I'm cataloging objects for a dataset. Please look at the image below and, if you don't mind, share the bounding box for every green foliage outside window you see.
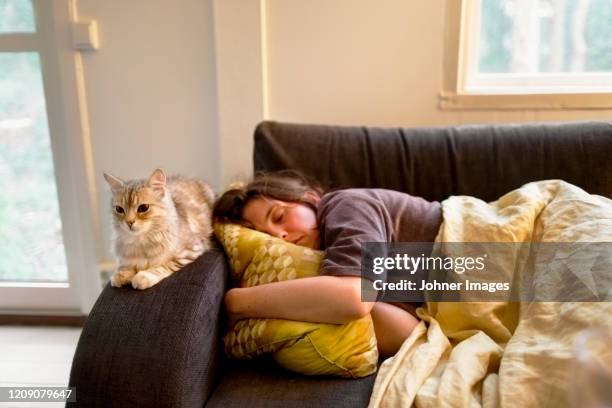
[479,0,612,73]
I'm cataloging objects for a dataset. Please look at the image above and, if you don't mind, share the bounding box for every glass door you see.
[0,0,97,312]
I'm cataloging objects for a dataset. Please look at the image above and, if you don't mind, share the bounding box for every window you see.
[0,0,99,313]
[441,0,612,109]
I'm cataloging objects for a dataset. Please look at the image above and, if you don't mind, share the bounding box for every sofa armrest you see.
[67,242,228,407]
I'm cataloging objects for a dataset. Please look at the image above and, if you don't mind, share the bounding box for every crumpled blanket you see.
[368,180,612,408]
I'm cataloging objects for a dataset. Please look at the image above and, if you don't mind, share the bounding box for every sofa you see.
[67,120,612,407]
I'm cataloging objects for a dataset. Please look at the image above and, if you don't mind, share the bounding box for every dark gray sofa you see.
[68,120,612,407]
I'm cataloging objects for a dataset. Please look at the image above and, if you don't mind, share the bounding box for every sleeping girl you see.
[213,170,443,357]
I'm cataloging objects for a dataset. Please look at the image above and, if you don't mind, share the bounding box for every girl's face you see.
[242,195,320,249]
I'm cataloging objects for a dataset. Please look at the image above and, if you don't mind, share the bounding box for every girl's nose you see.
[270,227,287,240]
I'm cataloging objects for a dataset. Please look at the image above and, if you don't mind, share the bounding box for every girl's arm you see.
[225,275,419,357]
[224,275,374,325]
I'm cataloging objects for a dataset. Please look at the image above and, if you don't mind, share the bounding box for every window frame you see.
[440,0,612,110]
[0,0,100,315]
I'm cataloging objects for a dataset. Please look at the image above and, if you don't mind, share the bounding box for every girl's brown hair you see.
[213,170,325,225]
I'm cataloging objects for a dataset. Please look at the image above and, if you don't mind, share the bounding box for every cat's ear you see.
[147,168,166,189]
[103,172,125,191]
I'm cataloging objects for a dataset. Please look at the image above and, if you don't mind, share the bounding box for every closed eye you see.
[272,208,284,223]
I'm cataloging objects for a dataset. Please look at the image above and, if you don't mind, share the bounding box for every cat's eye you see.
[115,206,124,214]
[137,204,149,213]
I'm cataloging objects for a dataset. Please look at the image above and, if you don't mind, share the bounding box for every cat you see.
[103,168,215,290]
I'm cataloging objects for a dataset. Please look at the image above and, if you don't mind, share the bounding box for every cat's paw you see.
[110,270,135,287]
[131,270,159,290]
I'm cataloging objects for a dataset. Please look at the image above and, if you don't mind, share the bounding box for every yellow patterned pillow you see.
[215,222,378,378]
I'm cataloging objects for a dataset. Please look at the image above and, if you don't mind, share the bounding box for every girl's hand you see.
[370,302,419,357]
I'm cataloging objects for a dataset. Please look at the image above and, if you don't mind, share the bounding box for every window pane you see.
[0,52,68,282]
[478,0,612,73]
[0,0,36,34]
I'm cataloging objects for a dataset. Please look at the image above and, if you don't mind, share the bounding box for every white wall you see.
[76,0,219,259]
[266,0,453,126]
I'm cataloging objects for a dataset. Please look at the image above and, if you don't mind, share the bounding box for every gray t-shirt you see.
[317,189,443,314]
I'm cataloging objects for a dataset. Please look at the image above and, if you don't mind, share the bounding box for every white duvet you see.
[368,180,612,408]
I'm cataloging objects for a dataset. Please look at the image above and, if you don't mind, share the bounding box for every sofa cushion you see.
[206,357,376,408]
[214,222,378,378]
[254,120,612,202]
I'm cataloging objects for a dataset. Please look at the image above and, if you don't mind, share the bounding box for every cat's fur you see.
[103,168,214,290]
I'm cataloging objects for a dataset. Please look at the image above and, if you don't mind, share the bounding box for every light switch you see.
[72,21,99,51]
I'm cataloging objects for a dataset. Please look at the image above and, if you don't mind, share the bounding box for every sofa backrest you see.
[254,120,612,201]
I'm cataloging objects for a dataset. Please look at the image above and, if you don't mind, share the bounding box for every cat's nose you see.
[127,220,135,228]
